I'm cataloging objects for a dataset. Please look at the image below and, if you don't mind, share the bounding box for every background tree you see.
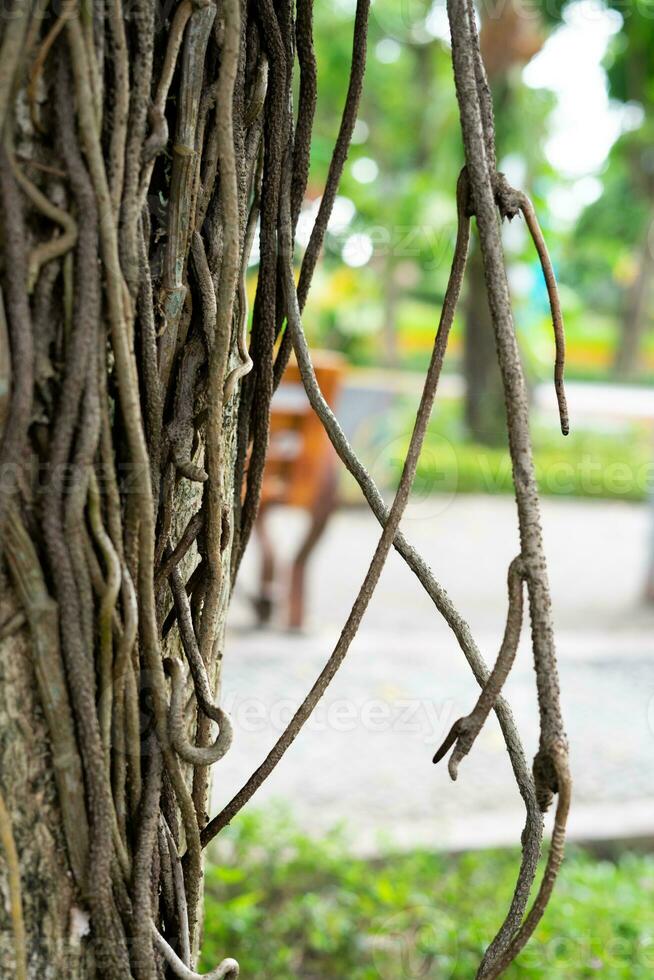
[304,0,558,444]
[573,8,654,378]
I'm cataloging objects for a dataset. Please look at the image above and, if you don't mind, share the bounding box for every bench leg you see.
[288,467,338,630]
[254,505,276,625]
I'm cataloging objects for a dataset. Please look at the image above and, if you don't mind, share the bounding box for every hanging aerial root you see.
[0,0,30,136]
[169,564,226,725]
[130,747,163,979]
[273,0,371,388]
[222,155,261,402]
[141,0,193,171]
[158,1,216,398]
[518,192,569,435]
[446,0,571,973]
[234,0,290,572]
[490,172,569,436]
[201,159,469,847]
[433,555,525,780]
[87,471,122,768]
[155,512,203,587]
[27,5,74,132]
[106,0,130,212]
[137,210,163,470]
[167,334,209,483]
[190,230,217,351]
[479,744,571,980]
[0,146,35,540]
[291,0,318,226]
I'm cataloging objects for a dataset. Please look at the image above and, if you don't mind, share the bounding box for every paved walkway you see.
[214,495,654,853]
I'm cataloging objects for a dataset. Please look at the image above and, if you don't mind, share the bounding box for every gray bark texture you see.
[0,584,88,978]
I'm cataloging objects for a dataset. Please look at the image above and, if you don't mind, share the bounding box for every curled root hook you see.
[151,922,239,979]
[165,657,233,766]
[222,150,261,402]
[492,173,569,436]
[518,193,569,436]
[433,556,525,780]
[171,448,208,483]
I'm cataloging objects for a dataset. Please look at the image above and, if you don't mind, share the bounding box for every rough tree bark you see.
[0,0,253,975]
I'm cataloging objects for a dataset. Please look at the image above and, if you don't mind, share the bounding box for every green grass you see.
[413,424,653,503]
[386,400,654,503]
[202,808,654,978]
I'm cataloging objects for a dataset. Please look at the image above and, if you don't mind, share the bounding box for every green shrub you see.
[202,807,654,978]
[385,399,654,503]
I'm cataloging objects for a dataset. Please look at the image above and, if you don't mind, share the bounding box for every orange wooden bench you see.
[254,351,345,629]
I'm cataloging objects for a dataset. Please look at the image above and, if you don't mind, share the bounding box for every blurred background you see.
[205,1,654,974]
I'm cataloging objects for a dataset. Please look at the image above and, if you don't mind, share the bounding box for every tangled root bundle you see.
[0,0,570,976]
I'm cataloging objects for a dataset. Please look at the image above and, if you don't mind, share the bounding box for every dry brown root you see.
[433,556,525,779]
[447,0,571,973]
[200,162,471,847]
[160,818,191,968]
[478,744,571,979]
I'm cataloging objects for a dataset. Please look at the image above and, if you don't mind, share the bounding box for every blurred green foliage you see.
[565,2,654,360]
[268,0,654,383]
[202,807,654,978]
[387,397,653,501]
[297,1,558,369]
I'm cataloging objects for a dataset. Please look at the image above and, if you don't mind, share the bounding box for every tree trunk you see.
[613,214,654,378]
[0,582,89,978]
[0,1,251,975]
[463,242,506,445]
